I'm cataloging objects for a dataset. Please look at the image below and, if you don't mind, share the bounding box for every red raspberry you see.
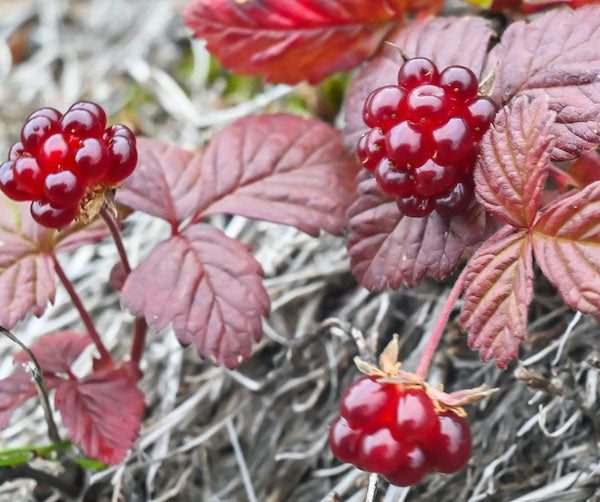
[359,57,498,217]
[330,377,472,486]
[421,412,471,474]
[340,376,397,431]
[1,102,137,228]
[329,416,362,466]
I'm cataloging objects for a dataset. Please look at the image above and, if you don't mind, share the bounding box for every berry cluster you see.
[329,376,471,486]
[0,102,137,228]
[357,57,497,218]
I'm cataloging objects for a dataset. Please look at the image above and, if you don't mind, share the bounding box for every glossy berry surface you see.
[329,377,472,487]
[0,101,137,228]
[358,57,498,218]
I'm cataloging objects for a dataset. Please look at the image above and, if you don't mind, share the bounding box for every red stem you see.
[100,208,131,274]
[52,255,112,366]
[415,269,467,379]
[414,224,516,379]
[99,207,148,364]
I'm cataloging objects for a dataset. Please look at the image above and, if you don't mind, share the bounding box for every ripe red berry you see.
[385,121,431,168]
[28,107,62,122]
[357,128,385,171]
[30,199,77,228]
[75,138,110,180]
[413,160,458,197]
[21,116,57,153]
[375,158,415,197]
[363,86,405,131]
[1,102,137,228]
[340,377,397,431]
[467,97,498,139]
[0,161,33,201]
[13,157,45,196]
[392,389,439,443]
[329,416,362,466]
[61,109,104,140]
[434,180,473,216]
[360,428,408,475]
[330,376,473,486]
[406,85,449,124]
[38,133,72,172]
[383,443,429,486]
[104,135,138,184]
[396,194,434,218]
[359,57,497,217]
[422,412,471,474]
[439,66,478,101]
[44,170,86,208]
[398,57,439,90]
[432,117,473,165]
[8,142,25,160]
[69,101,107,130]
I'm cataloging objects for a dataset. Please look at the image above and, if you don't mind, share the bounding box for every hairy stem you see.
[100,208,131,274]
[0,326,60,443]
[52,255,112,366]
[414,224,516,379]
[415,270,467,379]
[99,207,148,364]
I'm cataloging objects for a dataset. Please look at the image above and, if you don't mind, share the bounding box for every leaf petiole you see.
[52,256,112,367]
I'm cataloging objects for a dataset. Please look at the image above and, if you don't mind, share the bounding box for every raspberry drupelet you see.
[357,57,498,218]
[0,102,137,228]
[329,376,471,486]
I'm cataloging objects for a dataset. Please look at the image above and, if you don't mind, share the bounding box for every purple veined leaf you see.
[485,5,600,161]
[532,181,600,315]
[121,223,270,369]
[0,196,56,328]
[343,16,494,152]
[346,170,494,290]
[0,367,37,429]
[475,95,555,229]
[116,138,203,228]
[13,332,92,374]
[191,114,359,237]
[461,230,534,369]
[54,362,145,465]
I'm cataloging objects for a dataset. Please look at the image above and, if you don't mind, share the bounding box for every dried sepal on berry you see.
[353,336,498,417]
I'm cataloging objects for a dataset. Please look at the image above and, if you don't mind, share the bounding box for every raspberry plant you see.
[1,0,600,497]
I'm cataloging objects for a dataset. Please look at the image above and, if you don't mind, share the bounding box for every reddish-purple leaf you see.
[346,171,494,289]
[13,332,92,374]
[0,196,56,328]
[532,181,600,315]
[182,0,436,85]
[475,95,555,229]
[192,114,358,237]
[122,223,270,368]
[343,16,494,151]
[54,363,144,465]
[117,138,202,227]
[461,231,534,369]
[0,368,37,429]
[569,151,600,188]
[53,218,110,254]
[485,5,600,162]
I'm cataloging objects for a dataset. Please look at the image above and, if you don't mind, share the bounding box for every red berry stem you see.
[100,208,131,275]
[52,255,113,367]
[99,207,148,365]
[414,224,515,378]
[415,269,467,379]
